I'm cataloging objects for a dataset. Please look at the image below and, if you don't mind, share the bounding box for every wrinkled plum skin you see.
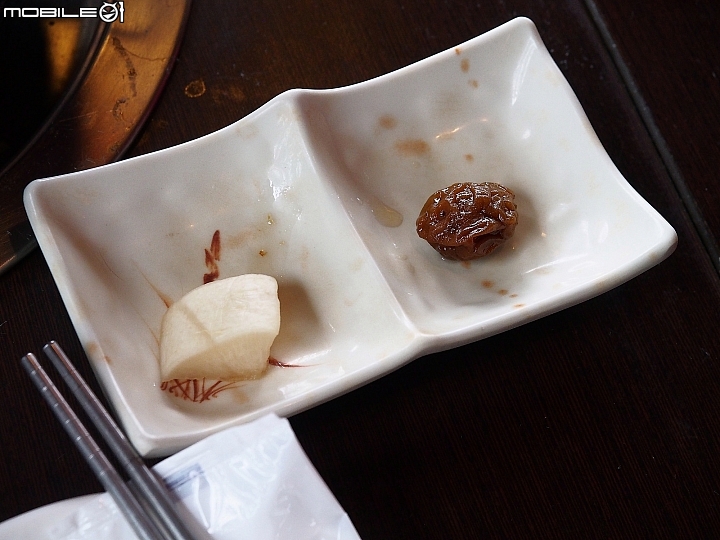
[416,182,518,260]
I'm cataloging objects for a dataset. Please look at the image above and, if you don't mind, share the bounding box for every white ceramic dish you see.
[25,17,677,457]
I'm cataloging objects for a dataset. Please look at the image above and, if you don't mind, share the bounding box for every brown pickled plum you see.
[416,182,518,260]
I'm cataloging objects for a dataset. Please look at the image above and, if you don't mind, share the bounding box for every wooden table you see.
[2,0,719,537]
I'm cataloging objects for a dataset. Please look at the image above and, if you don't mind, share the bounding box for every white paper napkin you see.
[0,414,360,540]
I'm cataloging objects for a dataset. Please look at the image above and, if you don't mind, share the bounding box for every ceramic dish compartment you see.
[24,17,676,456]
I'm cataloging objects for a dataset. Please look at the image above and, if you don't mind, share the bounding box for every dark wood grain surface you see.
[587,0,720,273]
[2,0,719,537]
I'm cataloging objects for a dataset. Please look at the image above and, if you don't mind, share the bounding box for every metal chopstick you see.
[20,353,166,540]
[41,342,197,540]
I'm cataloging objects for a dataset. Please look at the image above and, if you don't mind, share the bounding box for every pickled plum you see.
[416,182,518,260]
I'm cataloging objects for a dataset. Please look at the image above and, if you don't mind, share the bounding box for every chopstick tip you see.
[21,352,39,369]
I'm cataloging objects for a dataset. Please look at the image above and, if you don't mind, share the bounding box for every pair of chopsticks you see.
[21,342,198,540]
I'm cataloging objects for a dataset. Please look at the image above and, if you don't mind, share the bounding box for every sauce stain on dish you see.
[378,115,397,130]
[469,79,479,88]
[395,138,429,156]
[460,58,470,73]
[370,199,403,227]
[465,153,474,162]
[225,229,259,249]
[85,341,112,364]
[355,190,403,227]
[481,280,494,289]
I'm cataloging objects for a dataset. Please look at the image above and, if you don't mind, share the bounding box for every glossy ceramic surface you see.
[24,18,677,456]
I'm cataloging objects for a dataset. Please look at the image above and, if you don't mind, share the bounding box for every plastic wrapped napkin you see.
[0,414,360,540]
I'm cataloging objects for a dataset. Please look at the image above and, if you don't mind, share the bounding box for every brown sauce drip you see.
[395,138,429,156]
[378,115,397,129]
